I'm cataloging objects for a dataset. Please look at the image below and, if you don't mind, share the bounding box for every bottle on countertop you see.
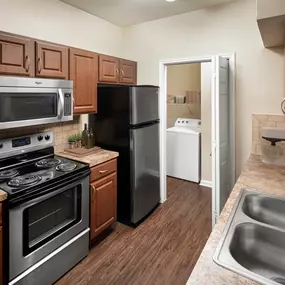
[82,124,88,147]
[90,128,95,147]
[85,128,91,149]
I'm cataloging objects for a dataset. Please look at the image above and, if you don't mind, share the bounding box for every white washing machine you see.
[167,118,201,183]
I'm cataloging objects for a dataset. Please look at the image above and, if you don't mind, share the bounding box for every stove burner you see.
[8,174,42,188]
[36,158,61,168]
[0,169,19,180]
[56,163,77,172]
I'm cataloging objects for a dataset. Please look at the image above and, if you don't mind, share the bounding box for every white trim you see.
[9,228,90,285]
[159,53,236,219]
[200,180,212,188]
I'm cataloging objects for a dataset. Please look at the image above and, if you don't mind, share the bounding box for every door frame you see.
[158,53,236,207]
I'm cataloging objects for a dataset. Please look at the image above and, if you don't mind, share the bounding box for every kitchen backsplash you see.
[0,116,81,153]
[252,113,285,155]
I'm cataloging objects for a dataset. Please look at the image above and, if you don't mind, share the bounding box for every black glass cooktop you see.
[0,148,89,197]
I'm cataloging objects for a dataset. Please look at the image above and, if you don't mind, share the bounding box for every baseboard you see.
[200,180,212,188]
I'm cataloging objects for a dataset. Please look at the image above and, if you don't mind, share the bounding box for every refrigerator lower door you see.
[130,86,159,125]
[130,123,160,224]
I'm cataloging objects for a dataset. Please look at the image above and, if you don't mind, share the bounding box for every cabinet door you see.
[119,59,137,84]
[36,41,68,79]
[90,172,117,240]
[70,48,98,114]
[98,55,119,83]
[0,33,35,77]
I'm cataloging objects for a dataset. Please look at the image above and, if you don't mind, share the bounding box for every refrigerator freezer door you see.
[130,122,160,223]
[130,86,159,125]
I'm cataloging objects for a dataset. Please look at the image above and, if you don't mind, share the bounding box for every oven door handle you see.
[18,178,83,209]
[58,89,64,120]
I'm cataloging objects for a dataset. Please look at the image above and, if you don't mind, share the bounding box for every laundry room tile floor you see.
[55,177,211,285]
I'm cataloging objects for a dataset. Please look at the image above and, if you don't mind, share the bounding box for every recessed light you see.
[165,0,176,2]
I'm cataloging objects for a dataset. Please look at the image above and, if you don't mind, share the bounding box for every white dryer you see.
[167,118,201,183]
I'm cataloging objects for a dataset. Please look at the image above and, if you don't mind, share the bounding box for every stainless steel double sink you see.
[214,189,285,285]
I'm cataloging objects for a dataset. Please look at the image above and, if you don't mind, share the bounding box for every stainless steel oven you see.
[0,76,73,130]
[9,174,89,284]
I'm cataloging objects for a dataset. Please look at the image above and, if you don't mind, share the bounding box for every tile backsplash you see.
[0,116,81,153]
[252,114,285,155]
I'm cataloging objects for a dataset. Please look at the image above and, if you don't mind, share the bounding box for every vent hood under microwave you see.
[0,76,73,130]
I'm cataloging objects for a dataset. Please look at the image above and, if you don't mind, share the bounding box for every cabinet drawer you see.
[90,159,117,182]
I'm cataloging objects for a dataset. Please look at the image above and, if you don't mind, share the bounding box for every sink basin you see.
[242,194,285,230]
[230,223,285,281]
[214,189,285,285]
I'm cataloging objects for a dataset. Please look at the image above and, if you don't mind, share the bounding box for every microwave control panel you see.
[64,93,72,116]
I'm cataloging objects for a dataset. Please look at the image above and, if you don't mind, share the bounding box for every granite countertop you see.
[0,190,7,202]
[57,149,119,168]
[187,154,285,285]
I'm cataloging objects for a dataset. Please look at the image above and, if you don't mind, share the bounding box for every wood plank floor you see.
[55,177,212,285]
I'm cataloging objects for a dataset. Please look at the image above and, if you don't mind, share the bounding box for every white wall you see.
[201,63,212,183]
[0,0,123,56]
[257,0,285,19]
[122,0,284,176]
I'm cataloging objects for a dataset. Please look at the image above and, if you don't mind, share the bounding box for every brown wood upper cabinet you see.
[99,55,137,84]
[0,33,35,77]
[99,55,119,83]
[119,59,137,84]
[69,48,98,114]
[36,41,68,79]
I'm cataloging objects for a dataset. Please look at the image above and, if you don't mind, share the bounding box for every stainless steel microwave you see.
[0,76,73,130]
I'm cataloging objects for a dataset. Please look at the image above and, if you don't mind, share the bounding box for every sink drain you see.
[271,277,285,285]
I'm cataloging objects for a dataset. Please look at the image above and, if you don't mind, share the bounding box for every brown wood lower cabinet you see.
[90,159,117,241]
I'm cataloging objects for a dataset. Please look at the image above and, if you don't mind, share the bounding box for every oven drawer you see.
[90,159,117,182]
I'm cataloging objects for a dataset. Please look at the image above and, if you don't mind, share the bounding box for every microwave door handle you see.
[58,89,64,120]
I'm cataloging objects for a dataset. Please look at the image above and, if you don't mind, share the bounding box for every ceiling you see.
[59,0,237,27]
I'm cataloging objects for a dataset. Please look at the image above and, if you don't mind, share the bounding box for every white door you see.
[211,56,231,226]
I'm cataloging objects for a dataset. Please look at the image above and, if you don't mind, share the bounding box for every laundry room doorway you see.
[159,54,236,227]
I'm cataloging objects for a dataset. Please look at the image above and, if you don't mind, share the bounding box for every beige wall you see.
[122,0,284,176]
[167,63,201,128]
[167,64,201,96]
[201,63,212,183]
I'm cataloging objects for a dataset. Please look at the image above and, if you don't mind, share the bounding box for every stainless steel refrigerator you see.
[89,85,160,225]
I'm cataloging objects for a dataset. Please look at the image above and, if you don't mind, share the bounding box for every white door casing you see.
[158,54,236,227]
[211,56,231,226]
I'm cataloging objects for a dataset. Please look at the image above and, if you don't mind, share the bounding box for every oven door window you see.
[23,186,82,256]
[0,93,57,122]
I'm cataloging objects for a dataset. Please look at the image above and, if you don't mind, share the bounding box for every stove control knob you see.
[38,136,43,141]
[0,143,3,149]
[45,135,50,141]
